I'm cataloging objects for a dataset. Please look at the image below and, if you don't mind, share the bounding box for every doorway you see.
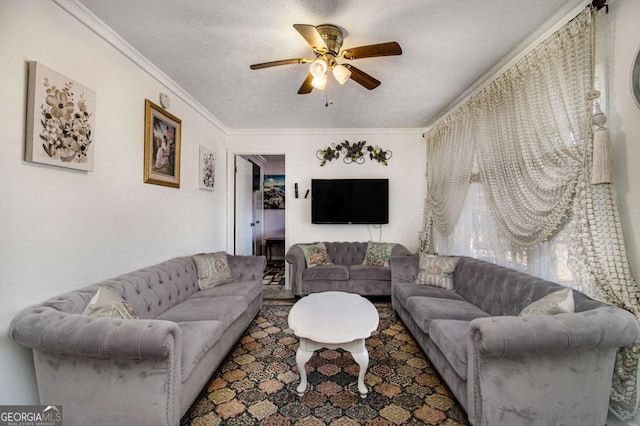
[233,154,286,262]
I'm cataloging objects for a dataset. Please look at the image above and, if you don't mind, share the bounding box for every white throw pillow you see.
[83,287,139,319]
[193,252,233,290]
[416,253,460,290]
[519,288,575,316]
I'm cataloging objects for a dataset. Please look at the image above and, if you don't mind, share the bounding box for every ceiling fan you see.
[250,24,402,94]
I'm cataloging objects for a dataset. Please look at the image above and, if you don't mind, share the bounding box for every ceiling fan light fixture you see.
[332,64,351,85]
[311,74,327,90]
[309,58,328,78]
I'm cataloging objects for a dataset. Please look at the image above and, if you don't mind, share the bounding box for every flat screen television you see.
[311,179,389,224]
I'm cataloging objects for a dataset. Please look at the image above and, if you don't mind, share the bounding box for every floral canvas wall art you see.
[199,145,215,190]
[25,62,96,171]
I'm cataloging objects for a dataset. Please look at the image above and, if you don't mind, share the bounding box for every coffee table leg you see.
[351,349,369,398]
[295,340,313,397]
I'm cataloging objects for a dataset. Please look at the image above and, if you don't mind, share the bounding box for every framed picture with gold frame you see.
[144,99,181,188]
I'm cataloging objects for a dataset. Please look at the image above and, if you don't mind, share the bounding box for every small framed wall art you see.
[198,145,215,190]
[144,99,181,188]
[25,61,96,171]
[264,175,285,209]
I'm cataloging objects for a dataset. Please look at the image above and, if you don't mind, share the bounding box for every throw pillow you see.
[83,287,139,319]
[519,288,575,316]
[298,243,332,268]
[193,252,234,290]
[416,253,460,290]
[363,242,395,267]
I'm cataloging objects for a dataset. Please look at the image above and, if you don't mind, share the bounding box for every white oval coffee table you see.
[288,291,379,398]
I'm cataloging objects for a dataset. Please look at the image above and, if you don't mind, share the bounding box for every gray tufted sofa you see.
[286,241,412,296]
[390,255,640,426]
[9,254,265,426]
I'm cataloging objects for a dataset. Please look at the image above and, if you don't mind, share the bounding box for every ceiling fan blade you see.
[346,65,381,90]
[297,73,314,94]
[341,42,402,60]
[250,58,309,70]
[293,24,327,51]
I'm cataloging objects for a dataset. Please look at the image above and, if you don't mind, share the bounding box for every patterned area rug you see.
[263,260,285,286]
[181,303,469,425]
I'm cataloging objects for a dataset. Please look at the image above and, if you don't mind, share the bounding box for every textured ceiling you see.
[77,0,585,130]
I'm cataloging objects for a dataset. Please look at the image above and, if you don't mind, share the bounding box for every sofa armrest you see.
[228,254,266,283]
[285,245,306,295]
[391,244,413,257]
[390,255,419,284]
[468,306,640,356]
[9,306,181,359]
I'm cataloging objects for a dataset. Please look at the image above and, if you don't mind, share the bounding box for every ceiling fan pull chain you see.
[325,77,334,107]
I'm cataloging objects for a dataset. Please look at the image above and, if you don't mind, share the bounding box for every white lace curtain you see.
[420,8,640,420]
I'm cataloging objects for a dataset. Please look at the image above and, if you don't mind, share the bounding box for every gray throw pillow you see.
[416,253,460,290]
[83,287,139,319]
[193,252,233,290]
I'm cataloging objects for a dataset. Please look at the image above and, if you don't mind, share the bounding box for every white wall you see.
[0,1,228,403]
[227,132,425,255]
[609,0,640,287]
[606,1,640,423]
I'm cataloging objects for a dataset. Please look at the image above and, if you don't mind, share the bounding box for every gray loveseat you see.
[390,255,640,426]
[9,254,265,426]
[286,241,411,296]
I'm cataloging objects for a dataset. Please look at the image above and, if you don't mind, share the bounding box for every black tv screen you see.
[311,179,389,224]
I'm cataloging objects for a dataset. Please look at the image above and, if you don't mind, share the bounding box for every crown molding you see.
[53,0,230,135]
[227,127,425,137]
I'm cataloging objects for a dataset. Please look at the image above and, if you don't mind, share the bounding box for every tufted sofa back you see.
[453,256,607,316]
[325,242,368,265]
[323,242,412,266]
[43,256,199,319]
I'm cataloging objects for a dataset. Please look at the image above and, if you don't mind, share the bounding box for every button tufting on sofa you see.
[390,254,640,426]
[8,253,266,426]
[286,241,412,296]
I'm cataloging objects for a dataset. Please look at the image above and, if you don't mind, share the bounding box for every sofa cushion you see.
[393,282,464,309]
[156,295,248,328]
[363,242,395,267]
[302,265,349,281]
[83,287,139,319]
[416,254,460,290]
[193,252,233,289]
[178,320,225,381]
[298,243,333,267]
[349,264,391,281]
[520,288,575,316]
[405,296,490,335]
[429,320,470,380]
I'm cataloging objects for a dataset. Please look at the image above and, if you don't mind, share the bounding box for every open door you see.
[234,156,254,255]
